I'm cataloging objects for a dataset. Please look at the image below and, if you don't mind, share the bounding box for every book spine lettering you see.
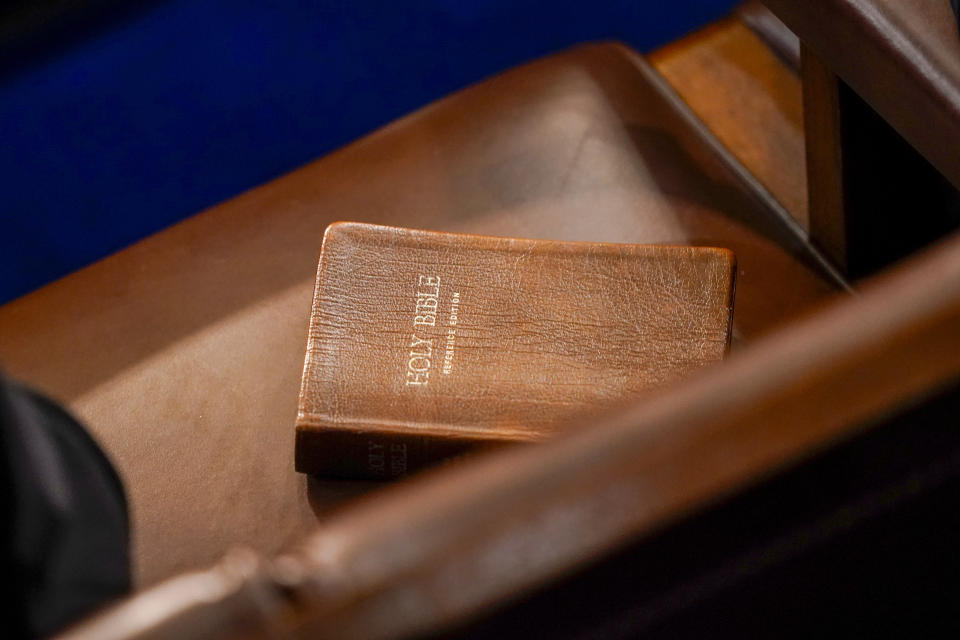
[294,427,498,480]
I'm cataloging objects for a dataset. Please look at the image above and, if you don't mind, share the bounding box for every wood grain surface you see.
[652,17,807,228]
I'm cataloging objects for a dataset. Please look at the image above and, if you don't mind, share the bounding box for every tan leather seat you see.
[0,42,839,588]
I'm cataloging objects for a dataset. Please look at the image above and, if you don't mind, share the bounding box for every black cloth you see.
[1,376,130,638]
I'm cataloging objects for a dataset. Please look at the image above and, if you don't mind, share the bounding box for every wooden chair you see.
[2,1,958,637]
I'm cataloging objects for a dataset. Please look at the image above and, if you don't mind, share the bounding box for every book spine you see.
[294,426,503,480]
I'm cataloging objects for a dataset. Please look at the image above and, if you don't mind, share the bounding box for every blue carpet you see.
[0,0,737,304]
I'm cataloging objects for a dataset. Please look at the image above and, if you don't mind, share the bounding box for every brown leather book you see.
[296,223,736,479]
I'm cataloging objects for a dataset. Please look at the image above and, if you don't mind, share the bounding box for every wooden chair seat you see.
[0,36,838,588]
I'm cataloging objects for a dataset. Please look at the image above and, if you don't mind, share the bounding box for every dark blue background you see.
[0,0,736,304]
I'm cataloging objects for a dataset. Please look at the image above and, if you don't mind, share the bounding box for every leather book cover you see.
[296,222,736,480]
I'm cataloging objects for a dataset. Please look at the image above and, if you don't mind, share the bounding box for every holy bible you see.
[296,223,736,480]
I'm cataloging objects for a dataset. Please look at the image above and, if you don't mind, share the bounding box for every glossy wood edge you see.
[735,0,800,70]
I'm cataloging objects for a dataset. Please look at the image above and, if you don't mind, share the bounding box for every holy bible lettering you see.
[405,333,433,386]
[406,275,441,386]
[414,275,440,326]
[296,222,736,480]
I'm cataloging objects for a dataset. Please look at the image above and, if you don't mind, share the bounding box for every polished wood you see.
[652,17,808,229]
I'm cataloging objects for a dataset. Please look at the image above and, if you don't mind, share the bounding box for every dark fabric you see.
[953,0,960,30]
[0,376,130,638]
